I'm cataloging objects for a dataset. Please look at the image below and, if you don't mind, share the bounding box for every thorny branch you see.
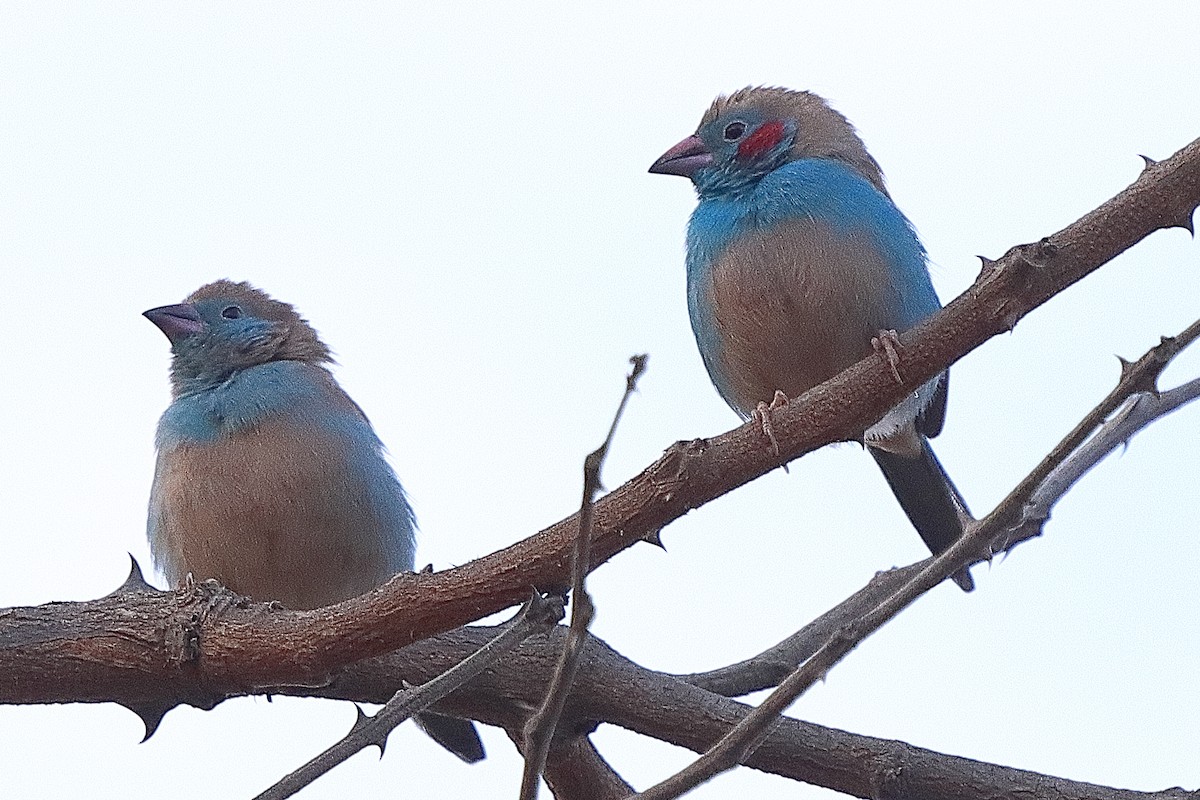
[317,625,1199,800]
[633,317,1200,800]
[519,355,648,800]
[996,373,1200,554]
[679,366,1200,703]
[257,591,563,800]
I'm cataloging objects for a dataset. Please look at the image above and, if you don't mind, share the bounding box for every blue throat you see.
[157,360,340,446]
[690,158,925,275]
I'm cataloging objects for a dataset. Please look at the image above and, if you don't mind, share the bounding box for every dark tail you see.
[870,439,975,592]
[415,712,486,763]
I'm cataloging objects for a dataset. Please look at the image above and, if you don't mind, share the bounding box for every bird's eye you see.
[723,121,747,141]
[221,305,242,319]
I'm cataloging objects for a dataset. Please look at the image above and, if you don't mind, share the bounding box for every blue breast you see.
[153,360,416,574]
[685,159,941,391]
[687,158,939,325]
[156,361,335,447]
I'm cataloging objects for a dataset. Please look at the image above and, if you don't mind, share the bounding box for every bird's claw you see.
[752,391,790,457]
[872,329,904,384]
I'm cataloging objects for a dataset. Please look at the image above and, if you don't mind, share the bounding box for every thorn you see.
[975,255,998,281]
[352,704,370,728]
[1171,212,1196,236]
[123,701,174,742]
[1116,354,1136,381]
[105,555,154,598]
[351,705,388,758]
[419,563,434,574]
[641,529,666,549]
[1139,154,1157,170]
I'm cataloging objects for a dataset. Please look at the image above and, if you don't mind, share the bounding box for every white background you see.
[1,3,1198,798]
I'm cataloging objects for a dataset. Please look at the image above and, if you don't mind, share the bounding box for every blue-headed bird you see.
[651,87,973,590]
[145,279,486,757]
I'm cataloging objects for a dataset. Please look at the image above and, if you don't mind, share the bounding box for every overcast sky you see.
[2,3,1198,798]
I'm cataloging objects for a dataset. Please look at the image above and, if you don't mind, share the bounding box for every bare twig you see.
[519,355,648,800]
[680,367,1200,701]
[256,591,563,800]
[677,563,920,696]
[997,373,1200,554]
[635,320,1200,799]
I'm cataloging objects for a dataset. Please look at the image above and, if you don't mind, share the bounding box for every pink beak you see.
[144,303,206,343]
[649,134,713,178]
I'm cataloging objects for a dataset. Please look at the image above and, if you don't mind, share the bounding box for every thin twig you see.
[997,373,1200,553]
[680,369,1200,700]
[677,563,919,696]
[635,320,1200,799]
[256,590,563,800]
[518,355,648,800]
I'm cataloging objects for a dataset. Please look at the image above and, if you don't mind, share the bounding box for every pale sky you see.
[2,3,1198,798]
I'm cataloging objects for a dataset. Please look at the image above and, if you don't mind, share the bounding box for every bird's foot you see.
[872,329,904,384]
[752,390,791,457]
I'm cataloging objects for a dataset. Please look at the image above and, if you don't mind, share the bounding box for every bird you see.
[144,279,486,759]
[650,86,974,590]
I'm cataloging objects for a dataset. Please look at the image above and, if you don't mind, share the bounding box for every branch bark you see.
[633,318,1200,799]
[309,629,1198,800]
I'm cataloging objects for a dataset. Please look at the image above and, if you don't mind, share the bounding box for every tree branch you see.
[680,338,1200,702]
[305,628,1199,800]
[257,591,563,800]
[633,317,1200,799]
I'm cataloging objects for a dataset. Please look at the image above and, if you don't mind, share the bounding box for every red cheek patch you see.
[736,120,786,160]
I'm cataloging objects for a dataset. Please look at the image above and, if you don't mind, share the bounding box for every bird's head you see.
[649,86,886,199]
[145,280,332,396]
